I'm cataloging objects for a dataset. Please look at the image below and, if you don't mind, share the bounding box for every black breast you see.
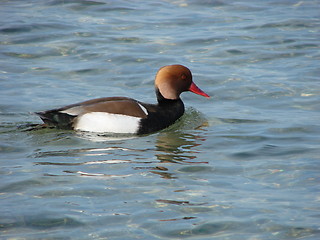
[137,99,185,135]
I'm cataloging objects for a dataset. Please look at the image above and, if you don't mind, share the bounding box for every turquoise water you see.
[1,0,320,239]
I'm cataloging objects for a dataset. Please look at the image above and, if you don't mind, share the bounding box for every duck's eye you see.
[181,74,187,80]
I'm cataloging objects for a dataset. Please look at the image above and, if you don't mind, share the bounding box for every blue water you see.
[1,0,320,239]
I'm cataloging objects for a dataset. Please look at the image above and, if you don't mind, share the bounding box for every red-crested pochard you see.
[36,64,210,134]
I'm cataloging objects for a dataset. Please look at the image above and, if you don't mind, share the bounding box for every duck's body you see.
[36,65,209,135]
[36,94,184,135]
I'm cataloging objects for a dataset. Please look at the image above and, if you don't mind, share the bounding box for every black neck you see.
[156,89,180,105]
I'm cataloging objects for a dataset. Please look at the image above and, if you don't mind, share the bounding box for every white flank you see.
[74,112,141,134]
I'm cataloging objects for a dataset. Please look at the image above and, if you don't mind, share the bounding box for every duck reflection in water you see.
[150,120,209,179]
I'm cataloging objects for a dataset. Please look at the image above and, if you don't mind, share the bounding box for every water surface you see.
[1,0,320,239]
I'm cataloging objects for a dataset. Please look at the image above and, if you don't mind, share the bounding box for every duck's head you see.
[155,64,210,100]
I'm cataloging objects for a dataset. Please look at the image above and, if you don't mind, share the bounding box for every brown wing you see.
[60,97,148,119]
[36,97,150,128]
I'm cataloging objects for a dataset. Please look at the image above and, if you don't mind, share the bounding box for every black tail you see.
[35,110,75,129]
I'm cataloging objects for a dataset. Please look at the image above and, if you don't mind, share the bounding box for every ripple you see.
[0,215,83,230]
[216,117,269,124]
[156,199,207,206]
[232,144,312,159]
[244,20,315,30]
[31,146,138,158]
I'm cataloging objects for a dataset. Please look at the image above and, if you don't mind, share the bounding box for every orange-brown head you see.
[155,64,210,100]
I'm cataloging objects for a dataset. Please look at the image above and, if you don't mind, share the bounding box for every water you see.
[1,0,320,239]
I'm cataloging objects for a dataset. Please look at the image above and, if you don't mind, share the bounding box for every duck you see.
[36,64,210,135]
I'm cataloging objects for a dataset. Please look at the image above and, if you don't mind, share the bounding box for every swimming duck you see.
[36,64,210,134]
